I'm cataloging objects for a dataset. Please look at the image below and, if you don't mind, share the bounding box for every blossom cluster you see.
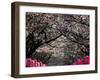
[26,58,47,67]
[73,56,90,65]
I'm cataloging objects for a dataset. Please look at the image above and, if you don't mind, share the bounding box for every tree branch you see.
[40,34,62,46]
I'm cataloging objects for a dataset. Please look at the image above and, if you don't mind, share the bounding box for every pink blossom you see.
[73,59,83,65]
[83,56,90,64]
[39,61,43,66]
[32,59,37,67]
[35,61,41,67]
[26,58,33,67]
[26,58,47,67]
[73,56,90,65]
[42,64,47,66]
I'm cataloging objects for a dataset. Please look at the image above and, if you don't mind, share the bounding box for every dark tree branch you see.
[40,34,62,46]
